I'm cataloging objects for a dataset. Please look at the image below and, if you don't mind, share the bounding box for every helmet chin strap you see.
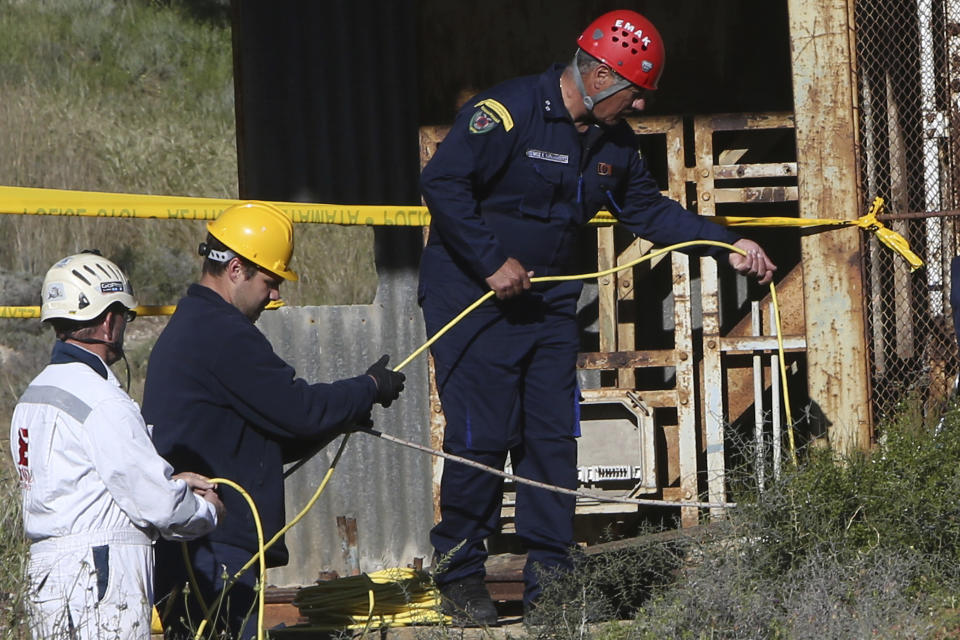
[571,50,634,114]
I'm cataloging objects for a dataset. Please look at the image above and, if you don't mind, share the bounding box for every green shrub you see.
[0,465,29,639]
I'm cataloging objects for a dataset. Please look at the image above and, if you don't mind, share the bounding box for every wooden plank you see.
[597,225,617,353]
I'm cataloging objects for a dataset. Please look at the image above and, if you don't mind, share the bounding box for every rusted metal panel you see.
[714,186,800,203]
[577,349,682,369]
[673,253,700,527]
[720,336,807,353]
[707,112,796,131]
[701,258,725,513]
[714,162,798,179]
[789,0,872,451]
[694,115,726,520]
[580,387,678,408]
[336,516,360,576]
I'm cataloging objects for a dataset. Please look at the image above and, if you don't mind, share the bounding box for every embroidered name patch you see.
[526,149,569,164]
[469,106,501,134]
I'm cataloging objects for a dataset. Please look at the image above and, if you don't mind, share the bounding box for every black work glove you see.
[366,354,405,407]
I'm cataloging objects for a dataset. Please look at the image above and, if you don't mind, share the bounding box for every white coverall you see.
[9,345,218,640]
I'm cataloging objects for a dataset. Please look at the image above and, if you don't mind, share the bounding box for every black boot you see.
[439,574,499,627]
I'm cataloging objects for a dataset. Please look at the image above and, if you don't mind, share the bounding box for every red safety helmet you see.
[577,10,665,91]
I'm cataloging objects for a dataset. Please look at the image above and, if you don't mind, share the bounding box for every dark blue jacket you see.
[419,64,740,298]
[142,284,377,566]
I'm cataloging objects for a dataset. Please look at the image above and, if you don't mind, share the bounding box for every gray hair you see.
[573,50,626,83]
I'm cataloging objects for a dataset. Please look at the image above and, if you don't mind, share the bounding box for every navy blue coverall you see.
[143,284,378,638]
[419,64,742,605]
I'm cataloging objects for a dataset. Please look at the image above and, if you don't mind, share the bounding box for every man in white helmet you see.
[9,251,224,640]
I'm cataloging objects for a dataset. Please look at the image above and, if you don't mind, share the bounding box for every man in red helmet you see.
[419,10,776,625]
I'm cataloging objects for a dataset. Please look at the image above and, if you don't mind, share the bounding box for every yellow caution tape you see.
[713,197,923,272]
[0,185,432,226]
[0,188,922,319]
[0,184,924,270]
[0,301,283,320]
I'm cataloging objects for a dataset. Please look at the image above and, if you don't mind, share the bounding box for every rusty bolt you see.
[433,404,443,414]
[701,192,712,201]
[621,280,631,289]
[707,340,717,349]
[701,169,710,178]
[678,351,688,361]
[600,278,610,286]
[684,491,693,500]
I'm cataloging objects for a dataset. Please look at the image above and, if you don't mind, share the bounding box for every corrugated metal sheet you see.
[259,229,432,587]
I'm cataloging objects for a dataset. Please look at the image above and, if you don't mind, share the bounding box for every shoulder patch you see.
[469,106,501,134]
[473,99,514,132]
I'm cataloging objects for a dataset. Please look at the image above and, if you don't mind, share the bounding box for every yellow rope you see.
[187,478,267,640]
[397,240,796,461]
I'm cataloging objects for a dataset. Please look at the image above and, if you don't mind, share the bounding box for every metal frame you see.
[419,110,806,532]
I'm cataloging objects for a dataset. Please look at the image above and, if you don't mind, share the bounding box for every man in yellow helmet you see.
[142,202,406,639]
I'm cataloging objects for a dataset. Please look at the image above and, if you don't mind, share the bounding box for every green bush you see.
[520,402,960,640]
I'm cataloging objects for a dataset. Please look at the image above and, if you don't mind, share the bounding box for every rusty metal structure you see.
[854,0,960,421]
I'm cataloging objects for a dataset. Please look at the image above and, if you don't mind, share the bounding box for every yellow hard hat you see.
[207,201,298,281]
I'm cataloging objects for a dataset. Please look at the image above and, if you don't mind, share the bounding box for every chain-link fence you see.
[856,0,960,420]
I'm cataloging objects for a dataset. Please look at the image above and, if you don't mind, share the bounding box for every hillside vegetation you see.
[0,0,376,426]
